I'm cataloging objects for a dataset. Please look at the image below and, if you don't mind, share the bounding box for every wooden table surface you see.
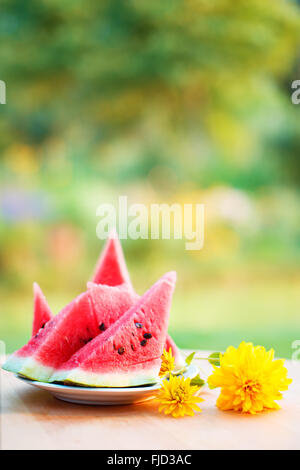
[1,351,300,450]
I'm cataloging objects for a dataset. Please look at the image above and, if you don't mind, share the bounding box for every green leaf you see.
[190,374,205,387]
[208,352,221,367]
[185,352,196,366]
[208,383,217,390]
[171,366,187,376]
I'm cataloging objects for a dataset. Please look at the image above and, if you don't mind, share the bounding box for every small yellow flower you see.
[157,374,204,418]
[208,342,292,415]
[159,348,175,377]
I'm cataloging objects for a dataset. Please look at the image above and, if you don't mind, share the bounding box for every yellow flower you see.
[159,348,175,377]
[208,342,292,414]
[157,374,204,418]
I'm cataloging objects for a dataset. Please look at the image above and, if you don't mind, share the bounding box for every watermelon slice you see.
[88,282,184,371]
[92,231,133,289]
[92,232,184,369]
[32,283,53,337]
[50,272,176,387]
[3,285,136,382]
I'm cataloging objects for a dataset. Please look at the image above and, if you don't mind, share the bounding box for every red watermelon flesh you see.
[88,281,184,369]
[91,234,183,369]
[3,285,136,382]
[92,231,133,289]
[87,282,139,332]
[50,272,176,386]
[32,283,53,337]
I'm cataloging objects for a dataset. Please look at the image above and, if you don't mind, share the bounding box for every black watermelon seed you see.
[118,347,125,355]
[140,339,147,347]
[135,322,143,328]
[99,322,106,331]
[41,323,46,329]
[131,344,135,351]
[82,337,93,344]
[143,333,152,339]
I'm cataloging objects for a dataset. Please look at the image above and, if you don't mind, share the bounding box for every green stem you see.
[195,356,219,362]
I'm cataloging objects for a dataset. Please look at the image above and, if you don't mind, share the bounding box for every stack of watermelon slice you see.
[3,233,184,387]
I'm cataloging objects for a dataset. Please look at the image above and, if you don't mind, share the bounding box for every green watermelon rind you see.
[52,358,162,387]
[2,354,27,375]
[3,356,55,382]
[3,355,161,388]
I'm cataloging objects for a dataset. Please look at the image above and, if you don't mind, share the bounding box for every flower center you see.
[174,385,187,403]
[242,379,261,395]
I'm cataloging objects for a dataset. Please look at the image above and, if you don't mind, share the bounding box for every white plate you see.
[15,364,199,406]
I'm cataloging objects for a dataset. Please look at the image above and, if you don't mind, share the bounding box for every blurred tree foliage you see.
[1,1,300,356]
[0,0,300,187]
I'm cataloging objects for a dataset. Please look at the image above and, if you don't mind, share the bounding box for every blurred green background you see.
[1,0,300,357]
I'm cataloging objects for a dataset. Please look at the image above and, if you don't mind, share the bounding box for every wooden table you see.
[1,352,300,450]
